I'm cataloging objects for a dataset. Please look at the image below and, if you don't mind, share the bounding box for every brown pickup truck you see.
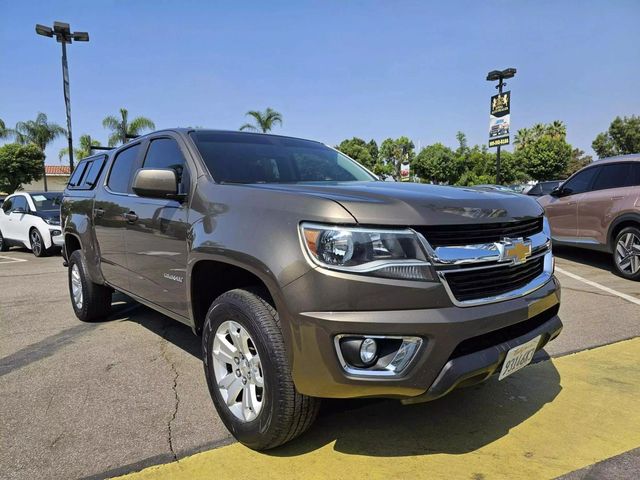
[61,129,562,450]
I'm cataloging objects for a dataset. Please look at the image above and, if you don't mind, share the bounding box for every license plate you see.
[498,335,541,381]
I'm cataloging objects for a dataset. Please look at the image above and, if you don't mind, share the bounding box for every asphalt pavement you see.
[1,246,639,479]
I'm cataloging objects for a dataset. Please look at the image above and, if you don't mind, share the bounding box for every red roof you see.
[45,165,71,175]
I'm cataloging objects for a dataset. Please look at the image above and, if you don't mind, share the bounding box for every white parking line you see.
[555,266,640,307]
[0,255,28,264]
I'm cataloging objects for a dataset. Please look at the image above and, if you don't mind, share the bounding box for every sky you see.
[1,0,639,164]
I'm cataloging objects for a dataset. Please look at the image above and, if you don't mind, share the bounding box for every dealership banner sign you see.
[489,91,510,147]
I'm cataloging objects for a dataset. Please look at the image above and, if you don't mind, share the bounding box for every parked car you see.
[526,180,563,197]
[62,129,562,450]
[0,191,64,256]
[470,184,515,193]
[538,155,640,279]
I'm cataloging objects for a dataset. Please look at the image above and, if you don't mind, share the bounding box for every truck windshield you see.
[190,132,377,184]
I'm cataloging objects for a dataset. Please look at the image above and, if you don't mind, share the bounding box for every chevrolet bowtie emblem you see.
[500,239,532,265]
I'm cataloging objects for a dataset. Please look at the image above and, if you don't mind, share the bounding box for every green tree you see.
[0,118,12,139]
[336,137,374,170]
[14,113,66,191]
[59,134,102,163]
[592,115,640,158]
[367,139,379,163]
[379,137,415,179]
[413,143,457,184]
[239,108,283,133]
[517,135,571,181]
[103,108,155,147]
[0,143,45,193]
[564,148,593,177]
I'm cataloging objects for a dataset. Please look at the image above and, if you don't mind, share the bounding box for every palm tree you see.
[514,127,533,150]
[59,134,102,162]
[547,120,566,139]
[239,108,283,133]
[15,113,66,191]
[102,108,155,147]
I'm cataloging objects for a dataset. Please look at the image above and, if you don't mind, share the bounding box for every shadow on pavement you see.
[269,361,561,458]
[553,245,614,274]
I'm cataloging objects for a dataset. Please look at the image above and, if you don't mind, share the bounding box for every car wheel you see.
[0,229,9,252]
[202,288,320,450]
[613,226,640,280]
[30,228,48,257]
[68,250,112,321]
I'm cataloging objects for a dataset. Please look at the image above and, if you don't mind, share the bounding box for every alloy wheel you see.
[30,230,42,256]
[71,264,84,309]
[211,320,264,422]
[615,232,640,275]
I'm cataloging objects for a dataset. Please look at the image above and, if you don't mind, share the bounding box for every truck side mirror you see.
[132,168,182,200]
[550,187,563,197]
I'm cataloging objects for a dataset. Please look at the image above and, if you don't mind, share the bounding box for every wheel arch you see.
[189,258,280,335]
[608,213,640,251]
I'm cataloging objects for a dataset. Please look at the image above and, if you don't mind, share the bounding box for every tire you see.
[613,226,640,280]
[68,250,112,321]
[0,229,9,252]
[30,228,48,257]
[202,288,320,450]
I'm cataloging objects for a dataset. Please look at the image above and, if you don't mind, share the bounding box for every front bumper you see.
[286,276,561,400]
[49,228,64,247]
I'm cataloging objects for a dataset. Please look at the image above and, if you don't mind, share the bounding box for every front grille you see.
[414,217,543,247]
[443,255,545,302]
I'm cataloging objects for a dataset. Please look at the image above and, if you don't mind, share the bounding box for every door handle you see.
[124,211,139,223]
[566,201,576,206]
[93,208,104,218]
[611,196,625,200]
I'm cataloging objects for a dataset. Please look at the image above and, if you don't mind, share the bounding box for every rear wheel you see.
[613,226,640,280]
[0,230,9,252]
[68,250,112,321]
[202,288,320,450]
[30,228,47,257]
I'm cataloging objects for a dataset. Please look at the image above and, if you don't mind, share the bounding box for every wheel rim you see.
[616,232,640,275]
[211,320,264,422]
[71,264,83,309]
[31,230,41,255]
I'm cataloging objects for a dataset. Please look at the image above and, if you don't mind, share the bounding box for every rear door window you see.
[108,144,142,193]
[82,156,107,188]
[591,163,633,191]
[68,160,90,188]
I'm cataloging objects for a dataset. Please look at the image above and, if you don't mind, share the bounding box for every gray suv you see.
[61,129,562,450]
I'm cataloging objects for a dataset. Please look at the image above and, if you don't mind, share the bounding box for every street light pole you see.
[486,68,516,185]
[35,22,89,173]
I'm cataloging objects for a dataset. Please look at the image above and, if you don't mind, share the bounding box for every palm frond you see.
[239,123,257,132]
[129,117,155,135]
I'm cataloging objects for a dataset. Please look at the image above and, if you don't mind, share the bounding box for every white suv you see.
[0,191,64,257]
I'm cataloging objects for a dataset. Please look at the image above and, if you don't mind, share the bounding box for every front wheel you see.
[202,288,320,450]
[613,226,640,280]
[30,228,47,257]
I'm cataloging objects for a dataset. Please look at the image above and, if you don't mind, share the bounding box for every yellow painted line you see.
[115,338,640,480]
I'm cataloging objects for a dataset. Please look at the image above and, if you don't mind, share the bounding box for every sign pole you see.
[496,78,503,185]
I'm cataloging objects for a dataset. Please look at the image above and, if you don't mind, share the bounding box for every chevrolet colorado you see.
[61,129,562,450]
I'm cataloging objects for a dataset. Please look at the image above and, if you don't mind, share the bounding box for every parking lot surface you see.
[1,247,639,479]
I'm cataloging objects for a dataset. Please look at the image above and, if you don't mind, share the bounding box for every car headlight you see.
[44,217,61,226]
[300,223,434,281]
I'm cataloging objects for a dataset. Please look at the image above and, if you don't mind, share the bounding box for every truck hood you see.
[245,181,544,225]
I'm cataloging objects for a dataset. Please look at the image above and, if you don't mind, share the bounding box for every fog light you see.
[359,338,378,364]
[51,230,62,236]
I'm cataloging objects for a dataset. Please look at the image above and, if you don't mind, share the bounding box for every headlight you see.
[300,223,434,281]
[44,217,60,226]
